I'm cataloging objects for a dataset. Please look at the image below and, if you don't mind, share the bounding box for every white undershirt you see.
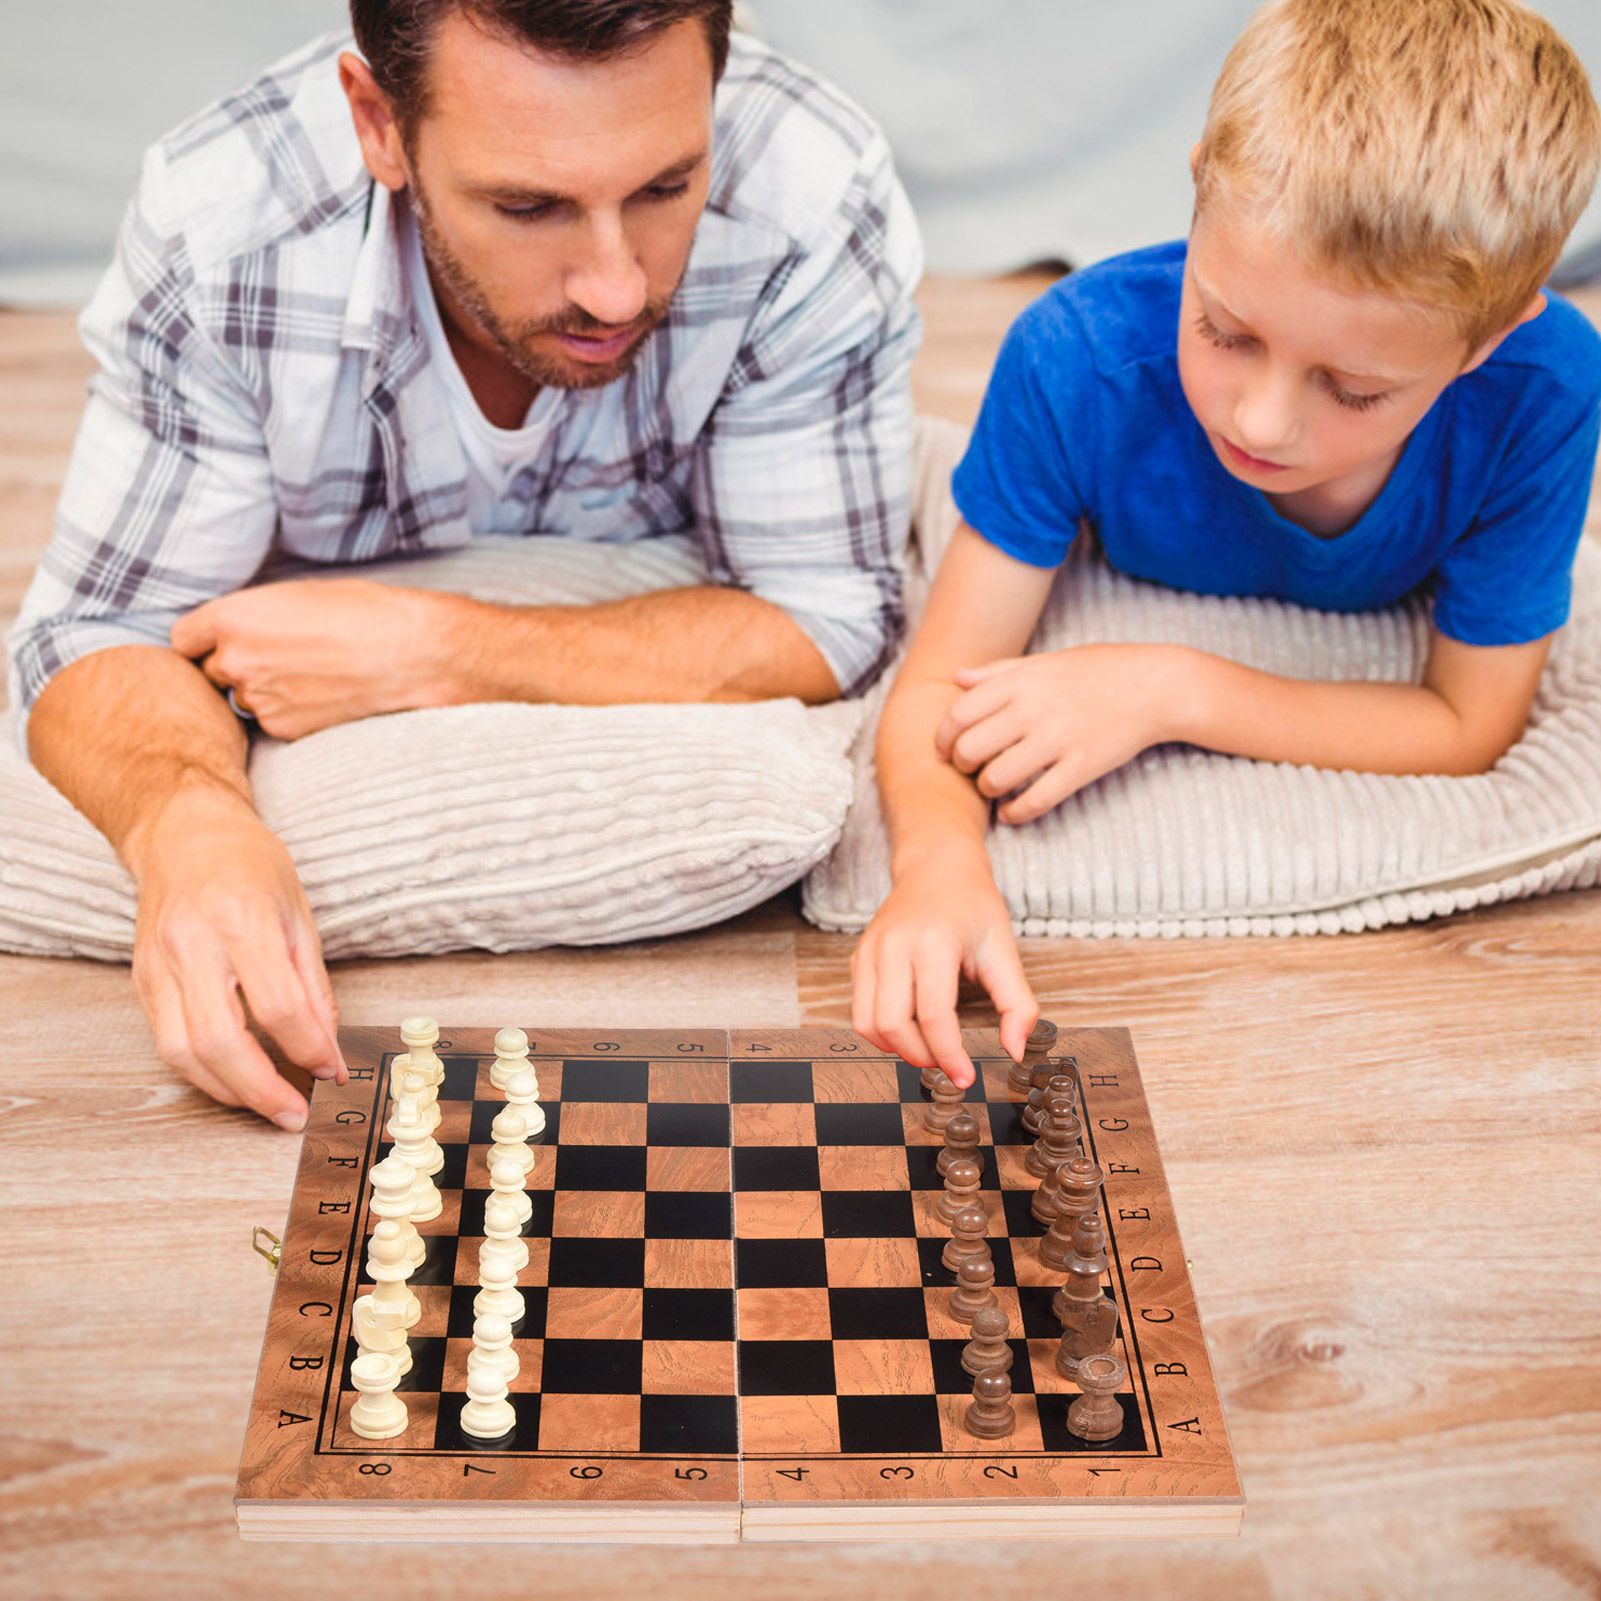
[401,202,560,533]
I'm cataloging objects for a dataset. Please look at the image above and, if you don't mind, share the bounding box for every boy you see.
[852,0,1601,1084]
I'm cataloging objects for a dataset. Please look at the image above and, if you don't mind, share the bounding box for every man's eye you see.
[495,202,557,223]
[642,181,690,203]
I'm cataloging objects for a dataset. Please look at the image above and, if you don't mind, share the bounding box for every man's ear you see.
[1461,292,1546,375]
[339,51,409,193]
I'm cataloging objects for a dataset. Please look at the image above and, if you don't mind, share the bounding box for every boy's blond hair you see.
[1194,0,1601,350]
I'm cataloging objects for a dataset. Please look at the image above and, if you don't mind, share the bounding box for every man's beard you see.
[410,188,675,392]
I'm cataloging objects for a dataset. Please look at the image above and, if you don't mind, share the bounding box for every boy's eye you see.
[1194,311,1250,352]
[1325,377,1391,413]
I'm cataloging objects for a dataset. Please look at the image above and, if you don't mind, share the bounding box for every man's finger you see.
[177,956,309,1130]
[231,925,344,1083]
[289,921,347,1084]
[975,933,1038,1065]
[911,949,974,1088]
[142,967,242,1108]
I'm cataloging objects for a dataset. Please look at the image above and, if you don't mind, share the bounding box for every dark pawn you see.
[920,1064,942,1093]
[1008,1018,1059,1095]
[950,1252,998,1322]
[961,1306,1014,1378]
[936,1156,983,1225]
[1066,1352,1126,1443]
[941,1204,991,1274]
[964,1368,1016,1439]
[923,1072,965,1134]
[1051,1209,1113,1326]
[1025,1090,1081,1179]
[937,1110,982,1179]
[1022,1070,1076,1137]
[1039,1158,1105,1263]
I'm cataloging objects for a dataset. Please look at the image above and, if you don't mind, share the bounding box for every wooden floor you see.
[2,275,1600,1599]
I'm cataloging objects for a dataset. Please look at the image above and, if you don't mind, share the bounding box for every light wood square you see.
[648,1061,728,1102]
[899,1105,946,1146]
[731,1102,817,1145]
[643,1238,735,1288]
[646,1146,729,1193]
[557,1101,648,1146]
[810,1060,902,1103]
[641,1339,738,1395]
[450,1236,549,1288]
[936,1392,1045,1454]
[443,1335,544,1394]
[545,1285,643,1340]
[474,1063,563,1102]
[738,1394,840,1454]
[734,1190,824,1238]
[824,1236,924,1287]
[552,1189,646,1237]
[537,1393,640,1452]
[737,1287,830,1340]
[466,1143,552,1190]
[411,1191,463,1237]
[909,1189,1003,1237]
[995,1145,1039,1190]
[403,1283,453,1339]
[333,1388,440,1449]
[923,1285,1022,1342]
[430,1101,473,1144]
[979,1061,1023,1102]
[832,1339,935,1395]
[816,1144,910,1190]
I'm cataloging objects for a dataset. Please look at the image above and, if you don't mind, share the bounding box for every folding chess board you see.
[236,1025,1242,1541]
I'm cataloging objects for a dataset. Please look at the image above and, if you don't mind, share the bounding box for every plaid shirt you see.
[7,31,922,739]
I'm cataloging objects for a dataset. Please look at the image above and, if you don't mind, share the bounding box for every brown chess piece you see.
[937,1110,982,1179]
[1034,1151,1102,1228]
[964,1368,1017,1439]
[920,1064,942,1093]
[949,1251,998,1322]
[1066,1352,1126,1443]
[936,1156,983,1225]
[961,1307,1014,1378]
[1026,1090,1082,1179]
[1052,1210,1120,1379]
[1022,1070,1076,1137]
[923,1072,965,1134]
[941,1205,991,1274]
[1039,1158,1105,1265]
[1008,1018,1059,1096]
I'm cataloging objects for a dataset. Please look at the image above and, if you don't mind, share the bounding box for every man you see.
[6,0,921,1129]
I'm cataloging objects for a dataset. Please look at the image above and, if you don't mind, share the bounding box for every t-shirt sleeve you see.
[1431,319,1601,647]
[950,299,1090,568]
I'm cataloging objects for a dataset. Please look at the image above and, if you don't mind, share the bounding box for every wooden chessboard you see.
[235,1024,1242,1541]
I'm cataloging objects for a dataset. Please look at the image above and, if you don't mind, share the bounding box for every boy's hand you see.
[851,842,1037,1088]
[936,644,1187,824]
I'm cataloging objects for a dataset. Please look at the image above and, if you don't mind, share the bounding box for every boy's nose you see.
[1232,377,1298,459]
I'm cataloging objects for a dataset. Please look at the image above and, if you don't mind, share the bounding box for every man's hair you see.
[1193,0,1601,349]
[350,0,734,134]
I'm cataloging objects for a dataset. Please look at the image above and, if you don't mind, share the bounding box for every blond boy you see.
[853,0,1601,1082]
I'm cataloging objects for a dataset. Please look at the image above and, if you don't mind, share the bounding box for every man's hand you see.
[935,643,1188,824]
[125,784,345,1126]
[851,840,1037,1088]
[171,579,453,740]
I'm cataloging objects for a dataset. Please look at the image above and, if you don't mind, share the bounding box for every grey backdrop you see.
[2,0,1598,306]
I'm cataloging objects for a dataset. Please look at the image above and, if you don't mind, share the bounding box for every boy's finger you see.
[912,951,974,1087]
[851,940,883,1050]
[873,954,938,1069]
[974,934,1038,1064]
[998,760,1082,825]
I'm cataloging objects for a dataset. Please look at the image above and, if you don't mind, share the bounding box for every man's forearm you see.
[431,585,841,707]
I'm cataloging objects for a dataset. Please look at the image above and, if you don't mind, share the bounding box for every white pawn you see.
[395,1063,442,1140]
[483,1187,531,1273]
[459,1361,516,1441]
[365,1219,422,1330]
[474,1239,525,1323]
[504,1064,546,1140]
[488,1156,533,1230]
[389,1097,444,1221]
[469,1313,520,1389]
[349,1351,408,1440]
[353,1294,413,1379]
[489,1107,535,1179]
[400,1016,444,1087]
[490,1027,530,1092]
[369,1152,427,1270]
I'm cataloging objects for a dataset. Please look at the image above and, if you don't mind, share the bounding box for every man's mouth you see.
[553,325,642,364]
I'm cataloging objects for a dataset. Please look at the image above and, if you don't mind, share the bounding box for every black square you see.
[1001,1189,1045,1239]
[445,1282,547,1339]
[827,1287,930,1340]
[639,1395,739,1455]
[928,1338,1033,1395]
[913,1237,1017,1287]
[402,1232,465,1287]
[385,1138,469,1193]
[556,1145,648,1191]
[1017,1282,1068,1339]
[1036,1387,1148,1454]
[813,1103,908,1146]
[645,1103,731,1147]
[836,1395,944,1454]
[821,1190,917,1238]
[987,1100,1032,1146]
[547,1237,645,1288]
[893,1061,989,1104]
[438,1057,479,1098]
[642,1288,736,1340]
[729,1061,816,1102]
[733,1146,821,1191]
[340,1333,447,1394]
[458,1187,551,1240]
[432,1390,539,1451]
[561,1059,650,1102]
[737,1340,836,1396]
[540,1338,644,1394]
[644,1191,733,1240]
[735,1238,828,1289]
[470,1099,559,1144]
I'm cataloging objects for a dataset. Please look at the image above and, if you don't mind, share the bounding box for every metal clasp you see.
[252,1226,283,1274]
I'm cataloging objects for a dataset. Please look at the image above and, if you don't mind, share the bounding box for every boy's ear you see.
[1461,292,1547,374]
[1189,141,1202,182]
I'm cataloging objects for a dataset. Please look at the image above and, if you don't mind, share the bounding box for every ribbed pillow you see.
[802,418,1601,937]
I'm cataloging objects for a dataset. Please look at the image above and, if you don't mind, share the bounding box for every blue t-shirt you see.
[952,240,1601,645]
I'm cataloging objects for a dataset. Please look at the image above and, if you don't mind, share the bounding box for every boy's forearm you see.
[876,676,991,874]
[1175,648,1515,775]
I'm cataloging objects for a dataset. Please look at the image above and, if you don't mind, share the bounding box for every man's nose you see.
[565,212,648,328]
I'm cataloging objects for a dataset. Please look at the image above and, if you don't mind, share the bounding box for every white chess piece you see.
[349,1351,408,1440]
[369,1152,427,1270]
[389,1096,444,1221]
[490,1027,530,1093]
[473,1239,525,1323]
[489,1107,535,1179]
[400,1016,444,1088]
[353,1294,413,1379]
[482,1187,531,1274]
[395,1063,442,1141]
[364,1219,422,1330]
[504,1064,546,1140]
[469,1313,520,1389]
[488,1155,533,1230]
[459,1361,516,1441]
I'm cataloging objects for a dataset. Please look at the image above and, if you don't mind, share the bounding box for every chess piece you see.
[504,1063,546,1140]
[1066,1352,1127,1443]
[352,1295,413,1379]
[348,1351,408,1440]
[400,1016,444,1088]
[489,1106,535,1179]
[941,1205,991,1274]
[1008,1018,1059,1095]
[468,1313,520,1389]
[919,1064,942,1093]
[482,1187,532,1273]
[923,1073,965,1134]
[459,1362,517,1441]
[488,1156,533,1230]
[389,1096,443,1221]
[1023,1069,1075,1137]
[961,1307,1014,1378]
[937,1111,981,1179]
[950,1251,998,1322]
[1040,1158,1105,1269]
[389,1056,442,1140]
[1052,1211,1121,1378]
[963,1368,1016,1439]
[474,1239,525,1324]
[364,1219,422,1331]
[936,1156,983,1226]
[490,1027,530,1093]
[369,1151,427,1270]
[1026,1090,1082,1179]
